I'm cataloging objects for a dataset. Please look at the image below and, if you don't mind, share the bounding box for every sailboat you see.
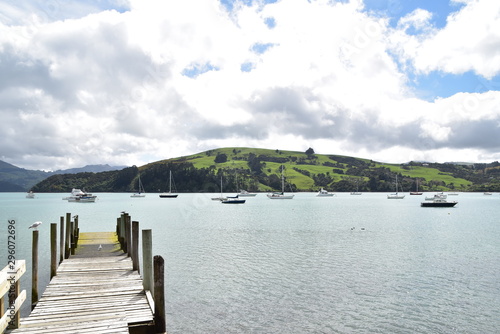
[410,179,423,195]
[159,170,178,198]
[131,173,146,197]
[267,165,294,199]
[212,176,227,201]
[387,175,405,199]
[350,178,362,195]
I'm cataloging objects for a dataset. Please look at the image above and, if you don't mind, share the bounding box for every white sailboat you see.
[267,165,294,199]
[212,176,227,201]
[159,170,178,198]
[350,178,362,195]
[387,175,405,199]
[131,173,146,197]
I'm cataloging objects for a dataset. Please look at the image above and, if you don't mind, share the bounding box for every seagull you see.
[98,244,102,251]
[28,221,43,230]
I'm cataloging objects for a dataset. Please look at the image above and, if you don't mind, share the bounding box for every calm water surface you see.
[1,192,499,333]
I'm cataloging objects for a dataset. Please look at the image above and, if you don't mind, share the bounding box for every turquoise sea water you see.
[1,192,499,333]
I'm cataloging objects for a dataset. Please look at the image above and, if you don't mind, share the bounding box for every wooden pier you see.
[2,213,165,334]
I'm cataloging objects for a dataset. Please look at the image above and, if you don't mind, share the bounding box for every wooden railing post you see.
[31,230,39,310]
[2,260,27,331]
[132,221,140,273]
[50,223,57,279]
[154,255,166,334]
[59,216,64,264]
[142,229,153,293]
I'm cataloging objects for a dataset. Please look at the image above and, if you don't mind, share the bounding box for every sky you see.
[1,0,499,171]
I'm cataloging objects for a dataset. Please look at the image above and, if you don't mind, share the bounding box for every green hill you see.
[32,147,500,193]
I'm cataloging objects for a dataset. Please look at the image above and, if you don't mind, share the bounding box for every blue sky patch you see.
[240,62,254,72]
[408,71,500,101]
[251,43,275,54]
[362,0,466,29]
[182,63,220,78]
[264,17,276,29]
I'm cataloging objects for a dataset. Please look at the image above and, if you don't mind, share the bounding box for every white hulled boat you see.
[159,170,178,198]
[267,165,294,199]
[65,188,97,203]
[131,173,146,197]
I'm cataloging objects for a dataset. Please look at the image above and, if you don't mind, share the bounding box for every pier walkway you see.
[4,213,163,334]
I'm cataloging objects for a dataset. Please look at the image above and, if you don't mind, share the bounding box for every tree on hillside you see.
[214,153,228,163]
[305,147,315,155]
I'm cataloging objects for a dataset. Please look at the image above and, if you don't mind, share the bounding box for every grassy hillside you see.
[33,147,500,193]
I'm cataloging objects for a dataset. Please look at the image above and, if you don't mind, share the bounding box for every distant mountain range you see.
[0,160,127,192]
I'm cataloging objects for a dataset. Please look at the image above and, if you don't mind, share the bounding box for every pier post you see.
[70,220,75,255]
[125,215,131,257]
[116,217,121,245]
[119,213,126,251]
[32,230,39,310]
[59,216,64,264]
[50,223,57,279]
[65,213,71,259]
[142,229,153,293]
[74,215,79,246]
[132,221,140,273]
[154,255,166,334]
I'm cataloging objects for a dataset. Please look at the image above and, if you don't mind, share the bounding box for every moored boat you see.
[131,173,146,197]
[267,165,294,199]
[159,170,178,198]
[425,192,447,200]
[316,188,334,197]
[421,198,458,207]
[221,196,246,204]
[237,189,257,197]
[387,175,405,199]
[65,188,97,203]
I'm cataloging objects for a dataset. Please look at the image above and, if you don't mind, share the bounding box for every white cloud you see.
[0,0,499,170]
[393,0,500,78]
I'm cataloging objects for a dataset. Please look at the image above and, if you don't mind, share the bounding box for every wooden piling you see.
[132,221,139,273]
[125,215,131,257]
[59,216,64,264]
[50,223,57,279]
[65,213,71,259]
[31,230,39,310]
[142,229,153,293]
[154,255,166,334]
[70,220,75,255]
[74,215,79,245]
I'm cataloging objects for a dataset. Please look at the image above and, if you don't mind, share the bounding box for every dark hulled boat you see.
[421,198,457,207]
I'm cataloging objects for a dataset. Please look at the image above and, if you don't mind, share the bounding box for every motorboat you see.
[237,189,257,197]
[425,193,447,200]
[221,196,246,204]
[65,188,97,203]
[421,198,458,207]
[26,191,35,198]
[316,188,334,197]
